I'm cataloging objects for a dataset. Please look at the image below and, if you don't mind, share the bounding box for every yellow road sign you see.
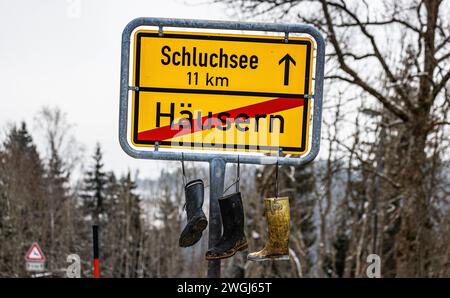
[131,30,314,154]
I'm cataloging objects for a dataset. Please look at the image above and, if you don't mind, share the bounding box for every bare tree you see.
[218,0,450,277]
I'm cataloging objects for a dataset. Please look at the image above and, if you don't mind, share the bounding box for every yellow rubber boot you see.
[247,197,290,261]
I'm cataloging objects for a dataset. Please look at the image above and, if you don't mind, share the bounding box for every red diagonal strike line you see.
[137,97,304,141]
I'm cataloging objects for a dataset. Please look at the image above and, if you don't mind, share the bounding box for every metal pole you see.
[92,225,100,278]
[208,158,226,278]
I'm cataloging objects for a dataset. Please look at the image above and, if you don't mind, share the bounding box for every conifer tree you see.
[116,172,142,277]
[45,136,72,265]
[0,122,46,276]
[81,143,108,225]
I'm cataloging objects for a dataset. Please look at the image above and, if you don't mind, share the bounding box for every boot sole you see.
[179,216,208,247]
[205,242,248,260]
[247,254,290,262]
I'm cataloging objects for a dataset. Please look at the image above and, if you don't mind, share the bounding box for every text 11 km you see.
[187,72,229,87]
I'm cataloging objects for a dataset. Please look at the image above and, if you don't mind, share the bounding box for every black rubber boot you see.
[179,179,208,247]
[205,192,248,260]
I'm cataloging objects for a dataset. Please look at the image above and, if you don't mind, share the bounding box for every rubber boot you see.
[179,179,208,247]
[205,192,248,260]
[248,197,290,261]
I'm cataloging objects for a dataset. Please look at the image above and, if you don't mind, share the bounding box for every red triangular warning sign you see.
[25,242,46,261]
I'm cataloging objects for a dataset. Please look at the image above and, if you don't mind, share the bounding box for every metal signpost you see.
[119,18,325,278]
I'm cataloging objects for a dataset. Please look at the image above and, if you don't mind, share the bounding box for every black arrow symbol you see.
[278,53,296,86]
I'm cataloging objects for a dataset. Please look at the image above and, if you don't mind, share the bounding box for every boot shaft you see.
[184,179,204,219]
[218,192,245,239]
[263,197,290,249]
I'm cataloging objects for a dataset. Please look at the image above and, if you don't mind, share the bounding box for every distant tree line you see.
[0,108,199,277]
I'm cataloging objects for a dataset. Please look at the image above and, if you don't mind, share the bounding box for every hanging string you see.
[223,155,241,195]
[180,153,211,190]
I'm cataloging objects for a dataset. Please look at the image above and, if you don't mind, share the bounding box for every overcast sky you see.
[0,0,238,179]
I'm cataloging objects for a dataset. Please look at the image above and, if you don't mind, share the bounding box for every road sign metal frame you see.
[119,17,325,166]
[119,18,325,278]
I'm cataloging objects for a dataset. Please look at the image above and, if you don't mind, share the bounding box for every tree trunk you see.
[396,112,432,277]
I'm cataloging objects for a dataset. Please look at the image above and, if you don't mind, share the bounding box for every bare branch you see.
[335,18,421,34]
[325,75,408,121]
[321,0,410,121]
[437,51,450,63]
[334,138,402,189]
[326,1,412,107]
[433,70,450,98]
[327,52,377,60]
